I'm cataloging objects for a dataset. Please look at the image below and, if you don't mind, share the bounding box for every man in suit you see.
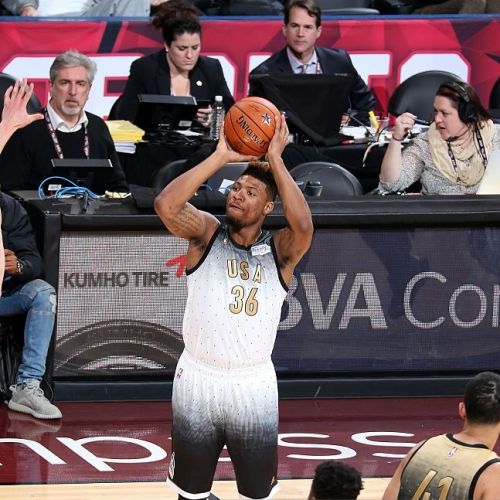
[249,0,376,125]
[246,0,377,183]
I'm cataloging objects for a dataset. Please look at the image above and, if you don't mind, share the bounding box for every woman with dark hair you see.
[379,81,500,194]
[117,0,234,128]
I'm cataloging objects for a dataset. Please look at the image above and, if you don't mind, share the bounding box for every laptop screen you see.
[249,73,355,146]
[134,94,198,136]
[49,158,113,191]
[203,162,248,194]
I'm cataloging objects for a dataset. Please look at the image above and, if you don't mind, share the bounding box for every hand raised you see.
[2,79,44,131]
[215,130,260,164]
[266,113,289,161]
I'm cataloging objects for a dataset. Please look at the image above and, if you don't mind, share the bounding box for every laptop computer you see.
[202,162,248,194]
[134,94,199,138]
[249,73,355,146]
[476,149,500,194]
[50,158,113,190]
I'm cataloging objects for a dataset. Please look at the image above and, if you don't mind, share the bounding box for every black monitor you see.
[203,162,248,193]
[50,158,113,190]
[249,73,355,146]
[134,94,198,137]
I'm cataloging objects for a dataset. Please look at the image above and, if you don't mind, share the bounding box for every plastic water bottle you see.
[210,95,224,141]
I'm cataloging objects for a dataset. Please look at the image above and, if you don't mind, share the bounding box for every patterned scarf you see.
[428,120,496,186]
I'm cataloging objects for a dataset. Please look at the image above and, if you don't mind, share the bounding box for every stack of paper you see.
[105,120,145,154]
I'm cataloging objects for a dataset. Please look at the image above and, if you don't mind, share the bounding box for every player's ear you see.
[264,201,274,214]
[458,402,466,420]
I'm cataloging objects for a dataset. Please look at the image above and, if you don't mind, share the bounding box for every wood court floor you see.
[0,478,390,499]
[1,396,485,499]
[0,478,388,500]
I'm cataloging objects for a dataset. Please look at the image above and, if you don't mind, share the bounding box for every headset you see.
[440,81,477,123]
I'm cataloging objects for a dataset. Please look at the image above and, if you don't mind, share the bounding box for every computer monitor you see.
[249,73,355,146]
[50,158,113,190]
[203,162,248,194]
[134,94,199,138]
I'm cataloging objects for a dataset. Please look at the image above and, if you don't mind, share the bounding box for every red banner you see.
[0,17,498,117]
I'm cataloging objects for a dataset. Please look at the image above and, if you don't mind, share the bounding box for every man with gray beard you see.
[0,50,128,194]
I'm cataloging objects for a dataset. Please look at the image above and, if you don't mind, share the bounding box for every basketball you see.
[223,96,279,156]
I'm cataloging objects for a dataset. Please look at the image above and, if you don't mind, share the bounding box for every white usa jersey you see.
[182,224,288,369]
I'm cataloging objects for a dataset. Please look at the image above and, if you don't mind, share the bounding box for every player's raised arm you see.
[267,115,313,284]
[154,134,257,242]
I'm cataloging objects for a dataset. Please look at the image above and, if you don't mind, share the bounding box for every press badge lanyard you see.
[44,108,89,159]
[447,125,488,175]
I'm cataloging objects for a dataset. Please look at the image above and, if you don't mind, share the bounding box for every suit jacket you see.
[249,46,376,113]
[117,49,235,123]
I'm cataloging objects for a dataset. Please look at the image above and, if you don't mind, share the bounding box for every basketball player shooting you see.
[154,115,313,500]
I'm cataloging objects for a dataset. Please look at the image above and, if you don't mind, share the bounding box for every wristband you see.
[391,135,405,142]
[16,259,24,275]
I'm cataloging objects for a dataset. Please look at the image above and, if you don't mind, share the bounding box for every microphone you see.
[345,109,377,142]
[446,128,469,143]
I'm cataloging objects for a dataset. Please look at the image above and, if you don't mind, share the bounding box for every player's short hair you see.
[50,50,97,84]
[241,161,278,201]
[310,460,363,499]
[464,371,500,425]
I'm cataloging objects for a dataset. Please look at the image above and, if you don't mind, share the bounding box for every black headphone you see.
[441,81,477,123]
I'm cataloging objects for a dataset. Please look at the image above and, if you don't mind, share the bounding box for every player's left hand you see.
[266,113,289,161]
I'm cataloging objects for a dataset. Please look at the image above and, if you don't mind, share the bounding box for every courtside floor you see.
[1,397,493,499]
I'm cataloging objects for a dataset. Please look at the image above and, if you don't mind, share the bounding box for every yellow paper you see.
[105,120,145,142]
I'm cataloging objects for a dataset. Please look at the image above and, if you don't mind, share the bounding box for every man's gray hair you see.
[49,50,97,84]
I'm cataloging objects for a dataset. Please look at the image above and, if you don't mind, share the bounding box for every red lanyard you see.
[44,108,89,159]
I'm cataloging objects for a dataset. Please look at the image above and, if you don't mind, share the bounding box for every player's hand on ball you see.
[266,114,289,161]
[217,131,259,163]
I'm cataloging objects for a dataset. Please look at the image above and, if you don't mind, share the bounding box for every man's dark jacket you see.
[0,192,43,294]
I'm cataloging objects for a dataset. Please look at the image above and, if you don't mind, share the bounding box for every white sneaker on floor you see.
[8,380,62,420]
